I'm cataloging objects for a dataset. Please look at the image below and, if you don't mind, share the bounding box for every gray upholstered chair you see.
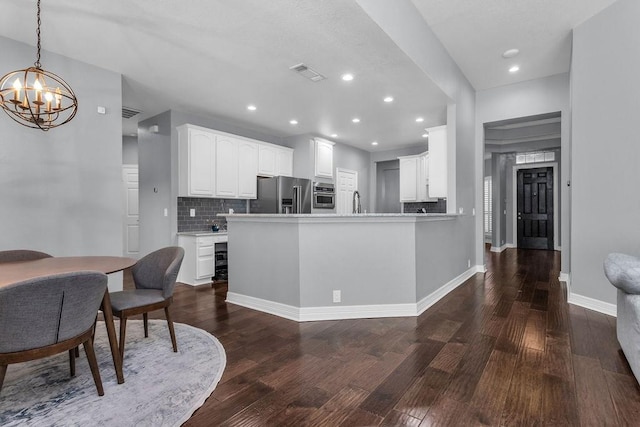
[604,252,640,383]
[109,246,184,359]
[0,271,108,396]
[0,249,52,262]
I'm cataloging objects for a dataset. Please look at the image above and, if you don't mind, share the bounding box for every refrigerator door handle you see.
[293,185,301,214]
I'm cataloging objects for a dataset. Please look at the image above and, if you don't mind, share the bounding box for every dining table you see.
[0,256,137,384]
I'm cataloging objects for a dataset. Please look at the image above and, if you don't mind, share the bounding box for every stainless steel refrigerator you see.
[250,176,312,214]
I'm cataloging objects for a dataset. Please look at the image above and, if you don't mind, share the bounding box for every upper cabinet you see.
[314,138,334,178]
[178,125,216,197]
[398,125,448,203]
[399,154,435,202]
[178,124,291,199]
[258,144,293,177]
[426,125,447,198]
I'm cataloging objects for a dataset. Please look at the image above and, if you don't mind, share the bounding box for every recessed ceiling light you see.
[422,133,429,138]
[371,141,378,146]
[509,65,520,73]
[247,105,257,111]
[331,133,338,138]
[289,119,298,125]
[384,96,394,103]
[341,73,354,81]
[502,48,520,58]
[416,117,424,123]
[352,118,360,123]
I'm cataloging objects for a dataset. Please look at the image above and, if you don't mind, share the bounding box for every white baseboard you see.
[416,265,482,315]
[226,266,484,322]
[568,292,617,317]
[226,292,300,321]
[490,245,508,253]
[506,243,516,249]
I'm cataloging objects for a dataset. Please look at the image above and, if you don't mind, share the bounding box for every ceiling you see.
[0,0,618,152]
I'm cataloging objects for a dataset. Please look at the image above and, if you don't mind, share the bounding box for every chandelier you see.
[0,0,77,131]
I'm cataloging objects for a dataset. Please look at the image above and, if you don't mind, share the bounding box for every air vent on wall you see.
[289,63,326,82]
[122,107,141,119]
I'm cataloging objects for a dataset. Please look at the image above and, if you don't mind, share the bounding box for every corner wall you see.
[570,0,640,311]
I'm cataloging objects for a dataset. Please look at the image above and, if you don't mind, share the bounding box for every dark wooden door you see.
[517,167,554,250]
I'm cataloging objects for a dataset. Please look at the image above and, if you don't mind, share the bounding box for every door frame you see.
[511,162,559,251]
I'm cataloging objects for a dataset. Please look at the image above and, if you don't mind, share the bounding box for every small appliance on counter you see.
[250,176,312,214]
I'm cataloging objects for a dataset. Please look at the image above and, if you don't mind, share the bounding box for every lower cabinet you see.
[177,234,228,286]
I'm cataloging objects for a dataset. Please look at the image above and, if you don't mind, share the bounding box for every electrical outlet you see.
[332,290,341,303]
[190,208,196,217]
[163,208,168,217]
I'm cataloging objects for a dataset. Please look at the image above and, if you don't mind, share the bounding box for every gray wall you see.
[476,74,571,272]
[138,111,173,256]
[358,0,477,272]
[571,0,640,305]
[0,36,122,263]
[122,135,138,164]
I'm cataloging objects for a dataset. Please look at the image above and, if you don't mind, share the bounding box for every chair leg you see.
[143,313,149,338]
[74,346,80,357]
[0,364,7,394]
[68,349,76,377]
[83,338,104,396]
[119,316,128,361]
[164,306,178,352]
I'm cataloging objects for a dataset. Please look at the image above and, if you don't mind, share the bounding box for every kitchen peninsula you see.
[224,213,479,321]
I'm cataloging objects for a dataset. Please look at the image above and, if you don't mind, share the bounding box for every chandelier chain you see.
[35,0,42,68]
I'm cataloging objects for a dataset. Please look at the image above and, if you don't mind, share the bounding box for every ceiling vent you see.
[122,107,141,119]
[290,63,325,82]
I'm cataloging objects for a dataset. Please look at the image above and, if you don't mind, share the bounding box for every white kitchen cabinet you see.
[214,135,239,198]
[179,124,293,199]
[237,140,258,198]
[399,156,418,202]
[178,125,215,197]
[426,125,447,198]
[258,144,293,177]
[258,144,277,176]
[399,152,436,202]
[314,138,334,178]
[276,147,293,177]
[177,233,228,286]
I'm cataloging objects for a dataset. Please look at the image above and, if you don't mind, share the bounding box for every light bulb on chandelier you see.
[0,0,77,131]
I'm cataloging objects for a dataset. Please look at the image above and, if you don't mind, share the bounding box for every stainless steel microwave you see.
[313,182,335,209]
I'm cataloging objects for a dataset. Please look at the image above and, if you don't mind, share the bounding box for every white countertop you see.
[221,213,459,223]
[177,231,228,237]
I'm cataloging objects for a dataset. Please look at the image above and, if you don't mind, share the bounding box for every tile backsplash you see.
[404,199,447,214]
[177,198,248,232]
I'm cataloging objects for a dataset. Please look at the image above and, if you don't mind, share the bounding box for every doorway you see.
[376,160,401,213]
[517,167,554,250]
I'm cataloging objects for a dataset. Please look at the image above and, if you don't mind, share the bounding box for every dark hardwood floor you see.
[141,246,640,426]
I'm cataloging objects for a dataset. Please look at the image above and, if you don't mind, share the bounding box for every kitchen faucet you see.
[352,190,362,214]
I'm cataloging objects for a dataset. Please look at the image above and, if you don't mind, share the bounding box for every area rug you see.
[0,320,226,426]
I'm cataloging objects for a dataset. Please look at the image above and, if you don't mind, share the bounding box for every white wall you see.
[571,0,640,309]
[0,36,123,289]
[476,74,571,272]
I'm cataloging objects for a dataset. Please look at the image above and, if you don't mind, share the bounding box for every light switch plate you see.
[190,209,196,217]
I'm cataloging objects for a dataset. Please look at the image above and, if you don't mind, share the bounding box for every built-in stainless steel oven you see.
[313,182,335,209]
